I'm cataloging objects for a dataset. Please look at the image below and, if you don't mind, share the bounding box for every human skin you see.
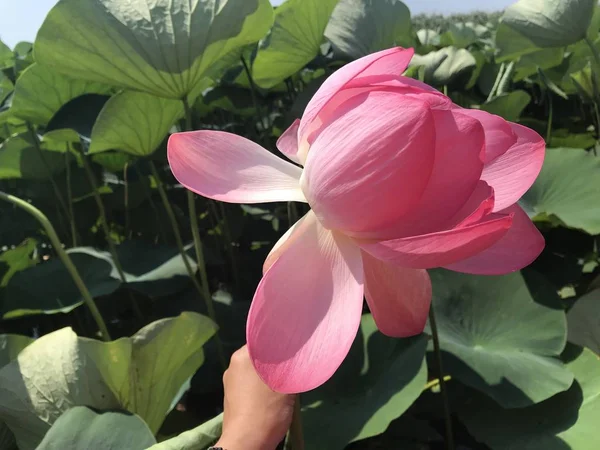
[215,346,296,450]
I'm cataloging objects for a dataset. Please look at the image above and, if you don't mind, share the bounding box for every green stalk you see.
[0,191,111,341]
[79,148,144,321]
[240,56,270,143]
[181,98,227,360]
[429,306,454,450]
[65,151,77,247]
[585,36,600,68]
[486,62,505,102]
[149,160,227,370]
[28,124,72,240]
[545,92,554,146]
[133,165,168,243]
[218,202,240,290]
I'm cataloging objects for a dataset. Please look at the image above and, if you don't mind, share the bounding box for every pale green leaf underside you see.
[325,0,414,60]
[503,0,596,48]
[89,90,183,156]
[148,413,223,450]
[0,313,217,449]
[252,0,340,89]
[34,0,274,99]
[10,63,112,125]
[37,407,156,450]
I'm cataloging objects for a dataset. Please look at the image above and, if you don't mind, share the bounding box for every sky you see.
[0,0,514,49]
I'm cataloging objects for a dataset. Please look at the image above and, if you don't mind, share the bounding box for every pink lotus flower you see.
[168,47,545,393]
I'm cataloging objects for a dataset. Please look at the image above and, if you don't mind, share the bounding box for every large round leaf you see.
[37,407,156,450]
[1,249,120,319]
[45,93,111,141]
[9,64,111,125]
[324,0,414,60]
[460,344,600,449]
[88,91,183,156]
[503,0,596,48]
[521,148,600,234]
[0,313,216,449]
[0,133,66,180]
[410,47,476,86]
[567,289,600,354]
[252,0,340,89]
[34,0,273,99]
[427,269,572,408]
[301,314,428,450]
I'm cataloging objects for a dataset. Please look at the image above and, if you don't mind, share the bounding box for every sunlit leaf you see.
[324,0,414,60]
[0,313,217,449]
[148,413,223,450]
[37,407,156,450]
[503,0,596,48]
[0,335,33,369]
[89,91,183,156]
[521,148,600,234]
[427,270,572,408]
[480,90,531,121]
[9,64,111,125]
[252,0,340,89]
[34,0,274,99]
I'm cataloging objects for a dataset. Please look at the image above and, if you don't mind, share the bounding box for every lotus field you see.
[1,0,600,449]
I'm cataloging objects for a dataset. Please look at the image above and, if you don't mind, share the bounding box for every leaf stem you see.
[429,305,454,450]
[0,191,111,340]
[149,160,227,371]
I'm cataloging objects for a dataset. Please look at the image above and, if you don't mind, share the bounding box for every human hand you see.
[214,345,296,450]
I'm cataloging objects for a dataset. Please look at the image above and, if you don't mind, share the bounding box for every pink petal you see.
[445,204,544,274]
[168,131,306,203]
[449,181,495,228]
[362,250,431,337]
[247,211,364,393]
[263,212,309,274]
[276,119,301,164]
[373,108,485,238]
[297,47,414,160]
[352,76,452,110]
[356,213,513,269]
[481,123,545,212]
[301,91,435,237]
[458,109,518,163]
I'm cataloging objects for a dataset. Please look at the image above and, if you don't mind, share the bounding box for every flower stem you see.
[149,160,227,371]
[79,147,144,321]
[180,99,228,368]
[0,191,111,341]
[429,305,454,450]
[585,36,600,68]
